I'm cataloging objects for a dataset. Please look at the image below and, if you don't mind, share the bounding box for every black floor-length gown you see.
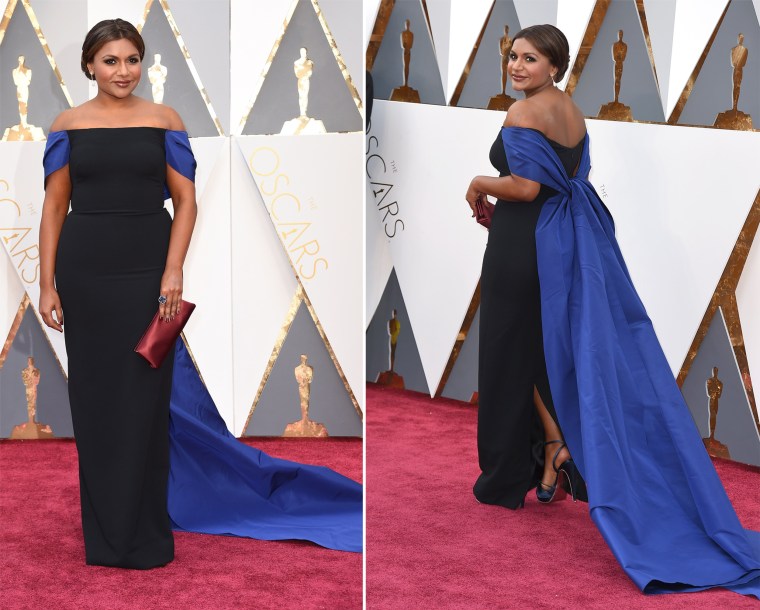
[475,127,583,508]
[51,127,178,568]
[44,126,362,565]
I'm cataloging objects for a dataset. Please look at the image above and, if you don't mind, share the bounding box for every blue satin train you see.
[503,126,759,597]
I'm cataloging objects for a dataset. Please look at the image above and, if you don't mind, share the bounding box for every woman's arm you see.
[161,165,197,321]
[465,100,542,214]
[39,165,71,332]
[160,106,197,321]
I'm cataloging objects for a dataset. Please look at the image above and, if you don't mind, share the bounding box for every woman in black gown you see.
[466,25,587,509]
[39,19,197,568]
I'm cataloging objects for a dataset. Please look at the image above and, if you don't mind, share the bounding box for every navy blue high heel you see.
[536,440,568,503]
[558,459,588,503]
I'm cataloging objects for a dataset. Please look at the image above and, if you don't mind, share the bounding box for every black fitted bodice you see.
[67,127,167,214]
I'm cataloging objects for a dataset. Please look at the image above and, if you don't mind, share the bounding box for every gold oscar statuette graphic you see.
[390,19,421,103]
[487,25,517,111]
[703,367,731,459]
[283,355,329,437]
[714,34,754,130]
[597,30,633,122]
[280,48,327,135]
[148,53,168,104]
[376,309,405,389]
[2,56,46,141]
[10,357,54,439]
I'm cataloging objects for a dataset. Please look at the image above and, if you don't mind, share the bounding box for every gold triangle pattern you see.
[0,292,28,369]
[448,2,495,106]
[237,0,363,134]
[0,0,74,109]
[138,0,224,135]
[678,189,760,434]
[0,291,67,379]
[434,281,480,398]
[242,280,363,435]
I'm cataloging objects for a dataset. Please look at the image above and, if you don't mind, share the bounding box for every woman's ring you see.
[158,295,167,304]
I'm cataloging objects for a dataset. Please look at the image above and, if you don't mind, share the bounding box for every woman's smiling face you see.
[87,38,142,99]
[508,37,557,94]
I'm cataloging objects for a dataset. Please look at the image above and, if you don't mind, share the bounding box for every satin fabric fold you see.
[168,340,363,553]
[502,126,760,597]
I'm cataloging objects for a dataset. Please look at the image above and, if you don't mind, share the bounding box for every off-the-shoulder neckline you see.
[48,127,188,135]
[503,125,586,150]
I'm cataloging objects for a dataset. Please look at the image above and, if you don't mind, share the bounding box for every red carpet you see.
[0,437,362,610]
[366,384,760,609]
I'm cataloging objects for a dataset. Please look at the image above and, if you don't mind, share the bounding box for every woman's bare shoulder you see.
[503,100,543,129]
[147,102,185,131]
[49,104,91,132]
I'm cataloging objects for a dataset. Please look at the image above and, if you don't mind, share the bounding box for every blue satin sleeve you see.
[43,131,70,188]
[164,130,196,200]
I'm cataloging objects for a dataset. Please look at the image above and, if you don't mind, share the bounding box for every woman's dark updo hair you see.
[81,19,145,80]
[512,24,570,83]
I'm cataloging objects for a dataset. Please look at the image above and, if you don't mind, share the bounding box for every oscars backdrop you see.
[365,0,760,466]
[0,0,364,438]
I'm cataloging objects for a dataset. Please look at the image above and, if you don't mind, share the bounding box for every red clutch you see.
[134,300,196,368]
[475,197,495,230]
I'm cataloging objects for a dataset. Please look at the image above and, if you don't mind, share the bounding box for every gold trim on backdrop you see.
[0,291,69,380]
[678,189,760,433]
[237,0,362,134]
[635,0,659,90]
[299,279,363,419]
[448,1,494,107]
[0,0,74,108]
[565,0,611,98]
[366,0,394,72]
[242,287,303,434]
[235,0,298,134]
[666,2,730,126]
[434,281,481,398]
[138,0,224,135]
[311,0,364,116]
[27,299,68,380]
[180,332,207,386]
[0,0,14,43]
[0,293,28,369]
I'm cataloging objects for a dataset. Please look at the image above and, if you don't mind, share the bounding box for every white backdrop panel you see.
[87,0,145,29]
[514,0,558,32]
[737,228,760,404]
[556,0,596,90]
[32,0,88,106]
[446,0,493,102]
[369,101,492,393]
[230,138,300,435]
[365,177,394,326]
[426,0,452,98]
[0,142,68,371]
[0,251,26,341]
[182,138,234,430]
[666,0,729,119]
[236,134,364,408]
[643,0,677,117]
[321,0,365,103]
[363,0,383,48]
[586,119,760,374]
[230,0,293,134]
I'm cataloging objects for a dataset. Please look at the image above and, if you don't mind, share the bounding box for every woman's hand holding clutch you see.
[159,266,183,321]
